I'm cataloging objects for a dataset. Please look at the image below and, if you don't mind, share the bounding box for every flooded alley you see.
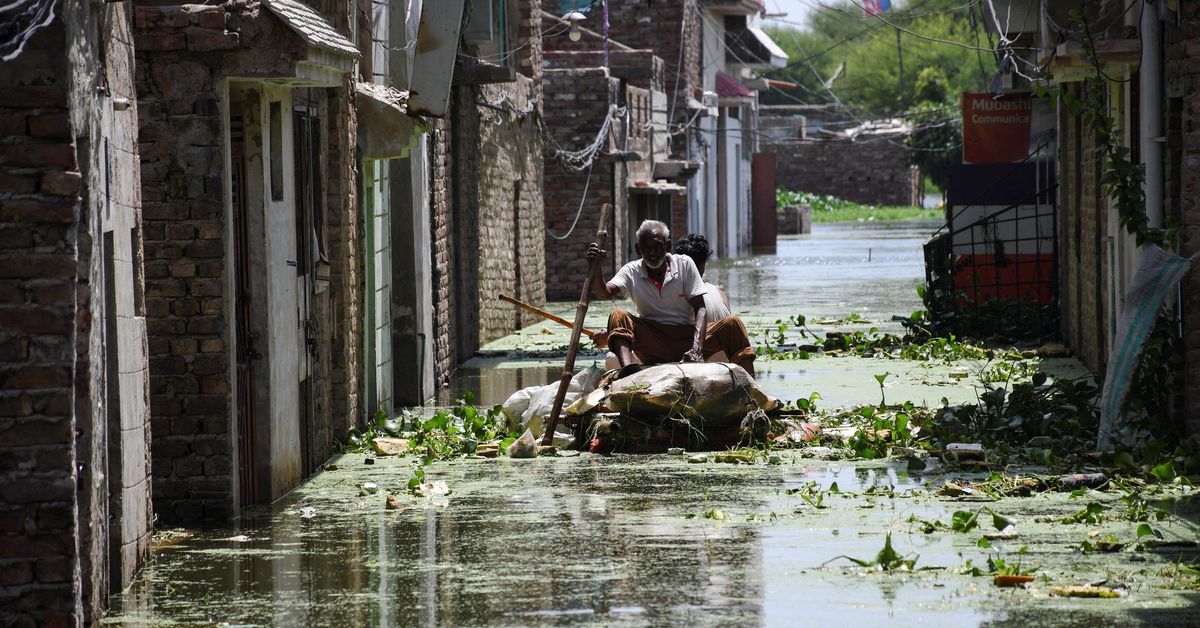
[102,222,1196,626]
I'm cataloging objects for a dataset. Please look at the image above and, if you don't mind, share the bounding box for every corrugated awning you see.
[716,72,754,99]
[725,23,788,70]
[256,0,359,86]
[356,82,429,159]
[630,181,687,195]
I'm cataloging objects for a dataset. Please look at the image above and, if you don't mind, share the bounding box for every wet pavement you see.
[106,223,1200,626]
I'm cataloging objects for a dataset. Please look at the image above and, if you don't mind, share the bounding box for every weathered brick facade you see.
[448,79,547,352]
[1056,81,1108,375]
[134,0,358,521]
[542,68,625,300]
[762,137,915,206]
[1166,2,1200,435]
[430,118,454,385]
[1,0,151,621]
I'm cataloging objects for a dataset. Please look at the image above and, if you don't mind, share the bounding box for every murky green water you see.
[108,454,1200,626]
[109,223,1200,625]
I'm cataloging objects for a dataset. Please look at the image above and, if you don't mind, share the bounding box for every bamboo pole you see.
[499,293,597,338]
[541,202,613,446]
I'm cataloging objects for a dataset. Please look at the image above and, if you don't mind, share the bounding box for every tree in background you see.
[764,0,992,191]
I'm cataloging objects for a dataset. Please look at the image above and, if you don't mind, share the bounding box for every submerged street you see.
[105,224,1200,626]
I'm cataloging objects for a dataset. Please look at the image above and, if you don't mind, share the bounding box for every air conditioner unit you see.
[701,91,718,108]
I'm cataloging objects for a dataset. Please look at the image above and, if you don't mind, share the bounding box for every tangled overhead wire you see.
[1,0,56,61]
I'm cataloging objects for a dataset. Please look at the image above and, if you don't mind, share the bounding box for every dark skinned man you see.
[587,220,756,378]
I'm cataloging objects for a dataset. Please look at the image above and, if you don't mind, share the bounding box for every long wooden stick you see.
[541,202,613,446]
[499,293,597,338]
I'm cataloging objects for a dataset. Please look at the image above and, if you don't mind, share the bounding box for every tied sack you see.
[569,363,778,424]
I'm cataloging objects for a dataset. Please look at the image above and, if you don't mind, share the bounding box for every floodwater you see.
[708,221,937,324]
[109,222,1187,626]
[107,454,1200,626]
[448,222,941,406]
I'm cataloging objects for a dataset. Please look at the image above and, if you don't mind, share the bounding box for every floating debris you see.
[371,437,411,456]
[507,429,538,459]
[1050,585,1120,598]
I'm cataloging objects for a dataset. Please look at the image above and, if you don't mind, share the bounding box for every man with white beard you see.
[587,220,755,378]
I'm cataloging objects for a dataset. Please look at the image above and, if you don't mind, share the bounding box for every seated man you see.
[587,219,755,377]
[673,233,730,320]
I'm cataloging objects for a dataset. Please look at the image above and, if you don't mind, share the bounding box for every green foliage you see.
[1060,502,1107,525]
[775,189,938,223]
[764,2,985,115]
[1058,9,1164,248]
[847,404,921,459]
[831,532,918,572]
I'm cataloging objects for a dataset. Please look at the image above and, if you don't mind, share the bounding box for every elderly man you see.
[587,220,755,377]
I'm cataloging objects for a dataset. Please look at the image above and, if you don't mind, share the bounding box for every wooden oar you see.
[541,202,613,446]
[499,293,597,338]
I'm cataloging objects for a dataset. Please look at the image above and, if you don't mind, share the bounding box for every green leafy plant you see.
[828,532,918,572]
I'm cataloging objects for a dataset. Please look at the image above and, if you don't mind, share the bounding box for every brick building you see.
[430,0,549,373]
[132,0,364,522]
[0,0,152,623]
[761,133,916,207]
[1005,0,1200,436]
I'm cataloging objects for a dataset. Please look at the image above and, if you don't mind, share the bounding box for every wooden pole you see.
[499,293,597,338]
[541,202,613,446]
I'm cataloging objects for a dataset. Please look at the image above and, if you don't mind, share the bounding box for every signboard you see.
[962,92,1032,164]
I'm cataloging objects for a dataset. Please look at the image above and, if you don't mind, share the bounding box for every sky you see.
[764,0,817,30]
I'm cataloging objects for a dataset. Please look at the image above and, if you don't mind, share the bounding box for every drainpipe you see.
[1140,0,1163,231]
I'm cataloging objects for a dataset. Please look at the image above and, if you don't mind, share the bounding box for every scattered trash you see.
[768,454,782,465]
[501,364,605,436]
[687,454,708,463]
[413,481,450,498]
[299,506,317,519]
[1053,473,1109,491]
[536,445,558,457]
[667,447,686,455]
[360,482,379,495]
[507,429,538,459]
[984,529,1019,541]
[937,482,975,497]
[371,437,411,456]
[948,368,969,379]
[714,450,756,464]
[385,494,404,510]
[475,442,500,458]
[994,574,1035,587]
[1049,585,1120,598]
[364,458,375,465]
[945,443,985,461]
[704,509,727,521]
[218,535,252,543]
[323,464,338,471]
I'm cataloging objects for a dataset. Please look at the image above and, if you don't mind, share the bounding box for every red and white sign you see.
[962,92,1032,164]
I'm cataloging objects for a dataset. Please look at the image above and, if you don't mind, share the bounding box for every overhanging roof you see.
[726,24,788,69]
[356,82,430,159]
[716,71,754,98]
[260,0,358,86]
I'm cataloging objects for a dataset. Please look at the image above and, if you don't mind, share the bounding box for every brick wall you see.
[135,0,359,519]
[450,79,547,348]
[0,23,84,626]
[326,76,360,439]
[1,0,149,620]
[1056,81,1108,375]
[1166,3,1200,435]
[430,118,454,386]
[762,137,914,206]
[135,3,236,522]
[543,68,624,300]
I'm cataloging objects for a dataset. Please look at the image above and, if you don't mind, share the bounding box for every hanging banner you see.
[962,92,1032,164]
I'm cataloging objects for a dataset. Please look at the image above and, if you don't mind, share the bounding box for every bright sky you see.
[764,0,817,30]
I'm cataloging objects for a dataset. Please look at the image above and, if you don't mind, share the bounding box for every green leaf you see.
[952,510,979,533]
[1136,523,1163,539]
[1151,461,1176,482]
[977,537,992,549]
[989,509,1014,531]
